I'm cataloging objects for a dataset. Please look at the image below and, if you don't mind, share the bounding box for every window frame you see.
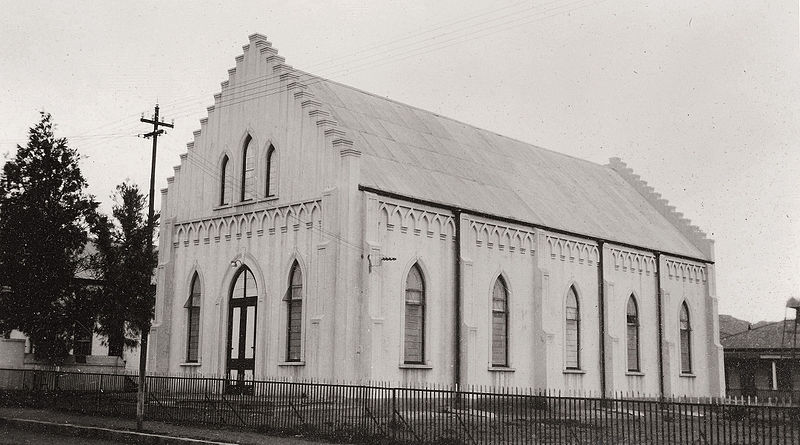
[565,286,581,370]
[240,135,255,202]
[403,264,426,365]
[219,155,230,206]
[626,295,640,372]
[491,276,509,367]
[185,273,202,363]
[265,144,276,198]
[679,301,692,374]
[285,261,303,362]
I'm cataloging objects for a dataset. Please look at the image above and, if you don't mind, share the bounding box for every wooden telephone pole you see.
[137,104,173,430]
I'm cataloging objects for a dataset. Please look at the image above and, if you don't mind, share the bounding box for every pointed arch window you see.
[241,136,255,201]
[680,302,692,373]
[491,276,509,367]
[220,155,231,205]
[265,144,277,197]
[626,295,640,372]
[185,273,201,363]
[227,266,257,393]
[565,286,580,369]
[285,262,303,362]
[404,264,425,364]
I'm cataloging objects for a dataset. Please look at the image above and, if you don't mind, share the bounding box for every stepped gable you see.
[606,157,713,260]
[300,74,710,261]
[167,34,358,197]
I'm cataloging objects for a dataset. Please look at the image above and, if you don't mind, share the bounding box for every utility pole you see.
[137,104,173,431]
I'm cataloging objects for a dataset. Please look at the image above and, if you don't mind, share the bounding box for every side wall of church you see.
[360,192,722,396]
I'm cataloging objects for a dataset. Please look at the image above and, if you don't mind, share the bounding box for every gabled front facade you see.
[150,34,724,397]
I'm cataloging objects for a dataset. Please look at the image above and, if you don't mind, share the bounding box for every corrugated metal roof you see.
[308,78,708,260]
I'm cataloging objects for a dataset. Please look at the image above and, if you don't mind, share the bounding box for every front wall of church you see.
[151,41,350,381]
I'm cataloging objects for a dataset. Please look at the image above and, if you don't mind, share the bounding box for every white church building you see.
[150,34,724,397]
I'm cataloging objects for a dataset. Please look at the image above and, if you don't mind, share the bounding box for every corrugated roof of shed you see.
[307,77,708,260]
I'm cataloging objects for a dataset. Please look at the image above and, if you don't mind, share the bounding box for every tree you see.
[0,112,98,362]
[90,182,157,355]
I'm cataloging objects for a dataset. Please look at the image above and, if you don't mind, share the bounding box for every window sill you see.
[399,363,432,370]
[680,373,696,378]
[626,371,645,376]
[488,366,515,373]
[213,204,233,211]
[278,361,305,367]
[563,369,585,375]
[179,362,202,367]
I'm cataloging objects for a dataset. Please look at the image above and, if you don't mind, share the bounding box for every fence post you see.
[391,387,397,441]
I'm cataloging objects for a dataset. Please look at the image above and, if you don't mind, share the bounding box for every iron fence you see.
[0,368,799,444]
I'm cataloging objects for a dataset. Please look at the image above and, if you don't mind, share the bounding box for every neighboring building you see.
[721,314,800,400]
[1,244,140,373]
[150,34,723,397]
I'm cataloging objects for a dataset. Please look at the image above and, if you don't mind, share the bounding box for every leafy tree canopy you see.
[0,112,98,362]
[90,181,157,353]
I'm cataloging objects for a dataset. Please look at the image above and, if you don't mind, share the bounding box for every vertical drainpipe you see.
[454,210,462,391]
[656,252,665,399]
[597,240,606,399]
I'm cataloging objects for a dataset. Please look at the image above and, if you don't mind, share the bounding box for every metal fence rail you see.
[0,368,798,444]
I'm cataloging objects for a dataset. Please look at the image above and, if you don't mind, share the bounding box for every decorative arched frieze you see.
[664,258,707,284]
[608,246,656,275]
[376,201,455,242]
[546,235,597,265]
[173,199,322,248]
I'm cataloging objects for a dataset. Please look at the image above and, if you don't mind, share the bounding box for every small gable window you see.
[265,144,277,197]
[241,136,255,201]
[404,264,425,364]
[626,295,640,372]
[491,276,509,367]
[220,155,231,205]
[565,286,580,369]
[285,261,303,362]
[185,273,201,363]
[680,302,692,374]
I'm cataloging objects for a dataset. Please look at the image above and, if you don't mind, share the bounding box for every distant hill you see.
[719,314,752,338]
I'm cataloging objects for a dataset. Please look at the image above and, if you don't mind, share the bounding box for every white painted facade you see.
[150,34,724,397]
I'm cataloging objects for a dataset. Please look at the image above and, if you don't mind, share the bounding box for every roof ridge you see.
[606,157,714,260]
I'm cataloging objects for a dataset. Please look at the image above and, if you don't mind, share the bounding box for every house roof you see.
[721,319,799,350]
[305,76,710,260]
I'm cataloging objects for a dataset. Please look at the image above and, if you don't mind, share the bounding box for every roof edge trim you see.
[607,157,714,260]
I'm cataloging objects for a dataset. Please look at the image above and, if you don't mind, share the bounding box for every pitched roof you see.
[721,319,799,350]
[306,77,710,260]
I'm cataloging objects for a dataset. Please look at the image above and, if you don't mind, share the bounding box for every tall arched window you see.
[285,261,303,362]
[404,264,425,364]
[241,136,255,201]
[491,276,509,367]
[227,266,258,392]
[680,302,692,374]
[185,273,201,363]
[565,286,580,369]
[265,145,277,197]
[220,155,231,205]
[626,295,640,372]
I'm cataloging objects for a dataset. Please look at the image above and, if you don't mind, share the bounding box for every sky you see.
[0,1,798,323]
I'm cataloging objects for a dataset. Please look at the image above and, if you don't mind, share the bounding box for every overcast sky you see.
[1,1,797,323]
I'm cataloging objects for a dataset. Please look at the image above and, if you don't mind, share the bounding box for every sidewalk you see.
[0,407,343,445]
